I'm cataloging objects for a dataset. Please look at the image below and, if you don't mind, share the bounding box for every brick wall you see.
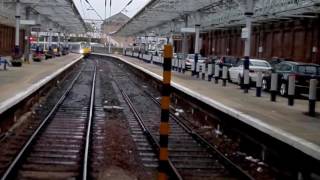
[0,24,25,56]
[175,18,320,64]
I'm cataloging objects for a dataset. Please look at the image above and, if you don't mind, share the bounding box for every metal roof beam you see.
[0,0,86,33]
[117,0,320,36]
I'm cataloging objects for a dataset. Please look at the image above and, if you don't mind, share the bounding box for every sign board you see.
[31,27,41,32]
[241,28,249,39]
[20,20,36,25]
[181,27,195,33]
[172,34,182,40]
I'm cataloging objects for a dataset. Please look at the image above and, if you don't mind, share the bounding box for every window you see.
[188,54,194,59]
[297,65,319,75]
[236,61,243,67]
[70,44,80,51]
[274,64,281,71]
[278,64,292,71]
[250,61,270,67]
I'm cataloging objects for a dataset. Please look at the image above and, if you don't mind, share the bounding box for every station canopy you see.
[117,0,320,36]
[0,0,86,34]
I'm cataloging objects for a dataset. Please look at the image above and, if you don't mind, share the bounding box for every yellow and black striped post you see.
[158,45,172,180]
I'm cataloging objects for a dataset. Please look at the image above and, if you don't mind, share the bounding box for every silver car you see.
[229,59,272,84]
[185,54,207,70]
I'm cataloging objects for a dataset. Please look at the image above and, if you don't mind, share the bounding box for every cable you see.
[84,0,104,20]
[121,0,133,12]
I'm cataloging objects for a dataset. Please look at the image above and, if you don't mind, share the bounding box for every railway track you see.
[106,60,253,180]
[0,61,96,180]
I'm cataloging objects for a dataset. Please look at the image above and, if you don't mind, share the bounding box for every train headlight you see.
[80,49,84,54]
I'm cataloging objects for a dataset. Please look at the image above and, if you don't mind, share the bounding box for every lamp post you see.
[108,32,111,54]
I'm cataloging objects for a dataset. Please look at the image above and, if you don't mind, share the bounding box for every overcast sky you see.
[73,0,150,20]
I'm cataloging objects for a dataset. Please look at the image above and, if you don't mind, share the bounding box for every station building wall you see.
[178,18,320,64]
[0,24,25,56]
[207,19,320,64]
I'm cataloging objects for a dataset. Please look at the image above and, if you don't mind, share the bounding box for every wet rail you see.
[106,59,253,180]
[0,61,96,180]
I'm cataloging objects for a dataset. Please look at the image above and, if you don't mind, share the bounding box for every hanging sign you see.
[20,20,36,25]
[181,27,195,33]
[241,28,249,39]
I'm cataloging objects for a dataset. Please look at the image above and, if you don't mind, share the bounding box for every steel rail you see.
[143,89,255,180]
[82,64,97,180]
[108,59,254,179]
[1,66,86,180]
[113,80,183,180]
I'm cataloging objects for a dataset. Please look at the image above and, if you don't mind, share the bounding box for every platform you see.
[94,53,320,161]
[0,53,83,114]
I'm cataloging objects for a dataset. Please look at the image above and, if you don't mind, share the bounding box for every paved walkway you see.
[0,53,83,114]
[101,53,320,161]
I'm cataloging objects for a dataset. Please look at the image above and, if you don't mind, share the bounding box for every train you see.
[69,42,91,57]
[31,41,91,57]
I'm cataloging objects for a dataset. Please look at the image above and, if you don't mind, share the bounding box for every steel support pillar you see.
[192,24,200,76]
[36,14,40,46]
[58,32,61,48]
[63,33,66,47]
[145,34,148,53]
[48,28,52,49]
[108,33,111,54]
[182,15,188,59]
[169,21,175,46]
[43,34,47,51]
[244,0,254,57]
[243,0,254,92]
[14,0,21,55]
[155,28,160,56]
[24,7,31,63]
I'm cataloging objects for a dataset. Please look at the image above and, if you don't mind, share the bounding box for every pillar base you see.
[288,95,294,106]
[244,84,249,93]
[215,77,219,84]
[309,100,316,117]
[196,72,200,78]
[256,87,262,97]
[271,91,277,102]
[222,79,227,86]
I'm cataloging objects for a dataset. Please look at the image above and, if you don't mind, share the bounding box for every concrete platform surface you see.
[0,53,83,114]
[96,53,320,161]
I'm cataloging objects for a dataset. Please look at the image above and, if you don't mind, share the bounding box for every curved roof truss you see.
[117,0,320,36]
[0,0,86,34]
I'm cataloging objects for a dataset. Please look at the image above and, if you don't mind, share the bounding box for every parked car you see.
[205,55,219,65]
[229,59,272,84]
[174,53,184,60]
[32,46,45,62]
[263,61,320,96]
[215,56,240,79]
[216,56,239,68]
[269,57,285,69]
[185,54,207,70]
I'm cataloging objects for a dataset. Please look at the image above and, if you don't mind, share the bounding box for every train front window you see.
[70,44,80,51]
